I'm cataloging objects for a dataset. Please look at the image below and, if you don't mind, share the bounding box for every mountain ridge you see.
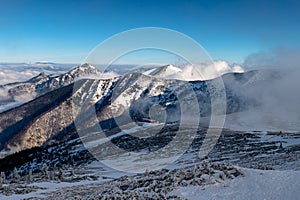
[0,69,267,157]
[0,63,100,112]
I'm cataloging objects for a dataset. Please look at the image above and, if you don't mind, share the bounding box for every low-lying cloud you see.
[0,69,41,85]
[174,61,244,81]
[0,63,74,112]
[224,47,300,131]
[243,47,300,70]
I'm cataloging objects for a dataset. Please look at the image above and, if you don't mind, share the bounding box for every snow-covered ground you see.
[0,180,99,200]
[171,168,300,200]
[5,162,298,200]
[1,121,299,199]
[1,162,245,200]
[0,161,127,200]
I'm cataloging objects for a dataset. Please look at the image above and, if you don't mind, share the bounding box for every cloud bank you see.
[0,63,74,85]
[223,47,300,131]
[244,47,300,70]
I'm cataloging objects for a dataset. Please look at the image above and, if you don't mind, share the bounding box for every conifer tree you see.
[12,167,20,183]
[42,163,49,180]
[0,172,3,187]
[27,170,33,183]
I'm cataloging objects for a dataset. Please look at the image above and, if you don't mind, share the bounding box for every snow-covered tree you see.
[12,167,20,183]
[42,163,49,180]
[0,172,4,187]
[49,170,54,181]
[27,170,33,184]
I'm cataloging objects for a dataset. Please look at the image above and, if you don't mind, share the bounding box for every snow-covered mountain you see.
[0,67,300,199]
[0,63,100,112]
[0,66,291,164]
[143,64,182,78]
[142,62,245,81]
[0,69,272,158]
[8,63,100,97]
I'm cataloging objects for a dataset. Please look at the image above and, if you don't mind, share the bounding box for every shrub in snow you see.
[219,172,226,180]
[202,160,209,169]
[58,169,65,181]
[71,169,75,177]
[279,142,283,150]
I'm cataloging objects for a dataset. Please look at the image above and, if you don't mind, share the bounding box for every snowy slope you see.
[0,63,100,112]
[143,61,244,81]
[144,64,182,78]
[171,168,300,200]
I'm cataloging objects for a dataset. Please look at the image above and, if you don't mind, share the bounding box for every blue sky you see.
[0,0,299,64]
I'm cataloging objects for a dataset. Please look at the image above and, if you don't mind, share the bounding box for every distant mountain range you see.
[7,63,100,96]
[0,63,282,157]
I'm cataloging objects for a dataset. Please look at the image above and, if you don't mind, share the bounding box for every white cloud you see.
[158,61,244,81]
[0,69,42,85]
[0,63,73,85]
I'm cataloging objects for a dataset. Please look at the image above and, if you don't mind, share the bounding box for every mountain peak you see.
[67,63,100,77]
[28,72,48,83]
[144,64,182,78]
